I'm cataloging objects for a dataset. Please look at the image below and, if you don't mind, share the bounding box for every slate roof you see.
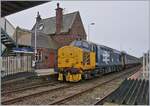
[32,11,79,35]
[8,11,81,49]
[104,79,149,105]
[31,32,60,49]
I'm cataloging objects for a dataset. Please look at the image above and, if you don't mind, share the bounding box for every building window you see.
[35,50,42,62]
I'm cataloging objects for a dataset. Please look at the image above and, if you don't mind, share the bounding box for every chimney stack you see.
[36,11,41,22]
[55,3,63,34]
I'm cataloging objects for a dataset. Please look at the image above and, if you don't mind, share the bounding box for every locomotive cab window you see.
[75,41,82,47]
[70,41,82,47]
[82,41,89,49]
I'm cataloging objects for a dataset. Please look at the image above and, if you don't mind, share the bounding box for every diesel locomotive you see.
[57,40,140,82]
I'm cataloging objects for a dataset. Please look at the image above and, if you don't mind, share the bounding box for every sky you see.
[6,1,149,58]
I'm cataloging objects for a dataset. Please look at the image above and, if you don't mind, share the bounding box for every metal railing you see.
[143,50,150,79]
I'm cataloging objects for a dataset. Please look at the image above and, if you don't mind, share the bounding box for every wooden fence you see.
[1,55,33,77]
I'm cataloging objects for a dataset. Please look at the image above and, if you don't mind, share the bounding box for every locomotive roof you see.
[76,40,122,54]
[74,40,139,59]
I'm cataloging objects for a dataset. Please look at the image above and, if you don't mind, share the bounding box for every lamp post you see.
[35,24,37,55]
[88,22,95,41]
[34,22,38,69]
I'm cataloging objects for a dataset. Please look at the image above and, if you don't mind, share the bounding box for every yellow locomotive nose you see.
[58,46,83,68]
[57,45,96,82]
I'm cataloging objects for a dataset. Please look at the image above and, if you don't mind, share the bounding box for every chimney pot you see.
[57,3,59,8]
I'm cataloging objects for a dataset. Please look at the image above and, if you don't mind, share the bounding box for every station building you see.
[2,3,87,72]
[31,3,87,69]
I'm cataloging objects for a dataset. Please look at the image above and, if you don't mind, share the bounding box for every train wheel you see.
[91,70,99,78]
[83,72,92,80]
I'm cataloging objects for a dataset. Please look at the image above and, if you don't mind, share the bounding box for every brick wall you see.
[69,12,87,40]
[35,48,57,69]
[52,12,87,46]
[52,34,80,46]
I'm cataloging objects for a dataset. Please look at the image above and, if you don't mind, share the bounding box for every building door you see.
[49,50,55,68]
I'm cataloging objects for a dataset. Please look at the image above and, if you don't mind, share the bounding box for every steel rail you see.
[50,66,141,105]
[2,84,73,105]
[2,66,140,105]
[2,81,60,96]
[94,67,141,105]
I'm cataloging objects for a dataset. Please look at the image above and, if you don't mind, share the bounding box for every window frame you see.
[35,50,43,62]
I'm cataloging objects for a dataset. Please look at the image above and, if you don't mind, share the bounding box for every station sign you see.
[12,47,34,54]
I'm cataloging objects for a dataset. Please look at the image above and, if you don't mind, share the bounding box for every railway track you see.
[2,81,60,96]
[94,67,141,105]
[2,83,73,105]
[2,78,46,92]
[2,66,141,105]
[94,91,113,105]
[50,66,141,105]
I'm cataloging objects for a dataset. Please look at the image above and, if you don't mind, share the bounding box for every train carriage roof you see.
[71,40,140,59]
[72,40,122,54]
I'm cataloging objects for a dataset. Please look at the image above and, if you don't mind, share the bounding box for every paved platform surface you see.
[128,67,149,80]
[35,68,58,76]
[1,72,36,84]
[2,68,58,84]
[128,68,142,80]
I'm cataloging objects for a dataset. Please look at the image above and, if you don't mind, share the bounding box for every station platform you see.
[2,68,58,85]
[128,67,149,80]
[1,72,36,84]
[35,68,58,76]
[128,68,142,80]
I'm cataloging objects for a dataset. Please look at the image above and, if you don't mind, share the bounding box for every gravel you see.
[2,82,68,101]
[59,68,139,105]
[3,66,140,105]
